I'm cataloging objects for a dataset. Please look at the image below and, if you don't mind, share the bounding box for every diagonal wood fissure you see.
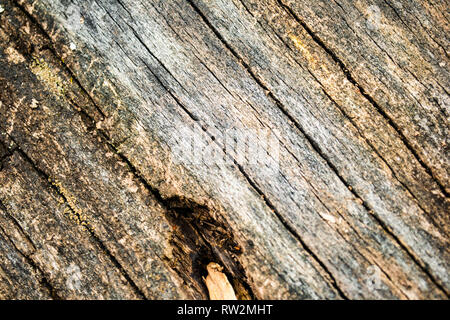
[277,0,449,198]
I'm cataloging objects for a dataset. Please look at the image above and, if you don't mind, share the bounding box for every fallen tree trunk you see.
[0,0,448,299]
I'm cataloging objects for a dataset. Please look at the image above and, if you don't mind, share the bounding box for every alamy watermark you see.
[167,125,280,177]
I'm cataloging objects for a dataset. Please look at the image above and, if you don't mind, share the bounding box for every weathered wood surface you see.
[0,0,448,299]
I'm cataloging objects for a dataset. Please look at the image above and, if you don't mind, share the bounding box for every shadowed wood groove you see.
[0,0,448,299]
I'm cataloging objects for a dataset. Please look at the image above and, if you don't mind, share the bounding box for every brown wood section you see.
[0,0,448,299]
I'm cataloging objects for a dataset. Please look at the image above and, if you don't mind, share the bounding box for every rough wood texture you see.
[0,0,448,299]
[204,262,237,300]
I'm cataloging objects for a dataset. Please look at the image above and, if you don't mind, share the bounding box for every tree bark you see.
[0,0,448,299]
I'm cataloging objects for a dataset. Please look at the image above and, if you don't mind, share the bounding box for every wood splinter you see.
[203,262,237,300]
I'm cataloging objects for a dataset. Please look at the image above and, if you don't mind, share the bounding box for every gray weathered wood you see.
[0,0,448,299]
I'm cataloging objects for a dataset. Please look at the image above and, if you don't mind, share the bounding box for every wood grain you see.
[0,0,448,299]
